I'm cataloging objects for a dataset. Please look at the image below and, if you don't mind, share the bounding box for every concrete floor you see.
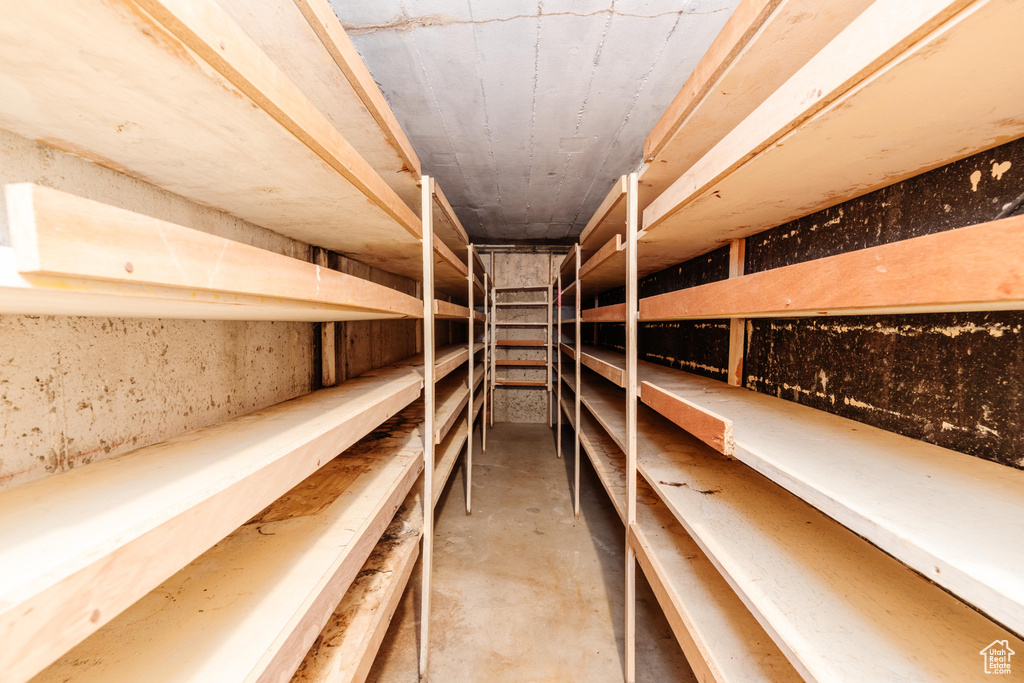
[368,423,695,682]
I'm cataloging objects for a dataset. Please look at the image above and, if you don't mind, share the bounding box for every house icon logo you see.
[981,640,1015,674]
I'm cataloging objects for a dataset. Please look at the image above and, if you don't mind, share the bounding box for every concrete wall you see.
[486,251,557,423]
[0,129,418,491]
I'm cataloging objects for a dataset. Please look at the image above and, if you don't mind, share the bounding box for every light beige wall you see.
[486,251,556,424]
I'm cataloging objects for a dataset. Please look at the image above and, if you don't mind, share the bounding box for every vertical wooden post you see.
[624,172,639,683]
[546,281,553,428]
[728,239,746,387]
[556,272,562,460]
[573,245,581,518]
[314,248,337,388]
[466,245,474,515]
[419,176,435,679]
[490,284,496,428]
[482,271,488,453]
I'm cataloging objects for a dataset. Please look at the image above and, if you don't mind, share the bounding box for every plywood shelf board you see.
[494,379,547,387]
[558,244,579,277]
[495,302,549,307]
[579,345,626,389]
[433,299,472,320]
[641,216,1024,320]
[496,339,548,347]
[494,321,548,327]
[433,392,484,509]
[216,0,421,211]
[578,176,627,260]
[639,0,873,210]
[578,234,626,300]
[639,0,1024,275]
[0,0,431,278]
[495,359,546,367]
[36,403,424,683]
[433,366,481,445]
[3,185,423,322]
[576,368,1024,679]
[580,303,626,323]
[637,359,1024,634]
[293,492,423,683]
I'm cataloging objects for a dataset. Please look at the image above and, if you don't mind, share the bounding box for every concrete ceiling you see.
[330,0,739,242]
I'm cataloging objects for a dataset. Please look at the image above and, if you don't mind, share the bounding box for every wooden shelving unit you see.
[34,398,426,683]
[0,3,486,679]
[490,282,554,426]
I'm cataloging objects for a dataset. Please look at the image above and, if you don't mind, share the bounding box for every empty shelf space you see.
[0,363,422,682]
[434,364,483,445]
[494,379,547,387]
[433,392,485,508]
[495,359,546,367]
[35,403,425,683]
[0,0,429,278]
[576,368,1024,680]
[575,410,800,683]
[496,339,548,347]
[1,185,422,322]
[637,359,1024,633]
[639,0,1024,274]
[640,216,1024,320]
[293,492,423,683]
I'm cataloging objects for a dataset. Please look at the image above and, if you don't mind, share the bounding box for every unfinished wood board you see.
[432,183,470,257]
[578,176,627,259]
[494,379,547,387]
[579,345,626,389]
[433,366,475,445]
[495,321,548,327]
[434,393,484,509]
[580,303,625,323]
[3,184,422,322]
[576,410,799,683]
[293,493,423,683]
[559,342,576,361]
[496,359,546,367]
[637,360,1024,635]
[580,369,1024,679]
[641,215,1024,319]
[0,0,436,277]
[495,302,549,307]
[0,363,422,683]
[558,245,579,278]
[640,0,872,208]
[640,0,1024,274]
[579,234,626,300]
[496,339,547,347]
[216,0,420,210]
[36,404,424,683]
[434,299,472,320]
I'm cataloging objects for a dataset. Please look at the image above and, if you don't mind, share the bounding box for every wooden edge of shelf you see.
[434,370,473,445]
[640,381,735,456]
[494,379,548,387]
[144,0,423,237]
[559,244,579,276]
[292,0,421,178]
[639,215,1024,320]
[292,490,423,683]
[579,347,626,389]
[4,184,423,321]
[1,365,423,682]
[433,236,468,278]
[580,303,626,323]
[578,233,624,281]
[559,342,576,361]
[496,339,547,347]
[579,176,627,248]
[432,182,469,246]
[495,359,547,367]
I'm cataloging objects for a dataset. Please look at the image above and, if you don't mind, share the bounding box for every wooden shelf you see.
[639,0,1024,275]
[641,216,1024,320]
[580,303,625,323]
[1,185,422,322]
[434,366,479,445]
[578,345,625,388]
[293,492,423,683]
[559,342,576,361]
[35,400,424,683]
[494,379,547,388]
[578,234,626,299]
[495,302,549,307]
[639,0,872,210]
[495,285,549,292]
[496,359,546,367]
[433,392,485,509]
[0,363,422,682]
[495,321,547,327]
[578,175,627,260]
[558,244,579,278]
[636,358,1024,634]
[575,409,799,683]
[575,368,1024,680]
[496,339,548,347]
[434,299,472,320]
[0,0,435,279]
[216,0,421,211]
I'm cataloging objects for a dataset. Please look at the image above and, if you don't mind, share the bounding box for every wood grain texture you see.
[0,363,422,683]
[580,303,626,323]
[578,176,627,259]
[640,0,1024,274]
[292,493,423,683]
[4,184,422,321]
[641,215,1024,319]
[640,0,872,207]
[36,403,424,683]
